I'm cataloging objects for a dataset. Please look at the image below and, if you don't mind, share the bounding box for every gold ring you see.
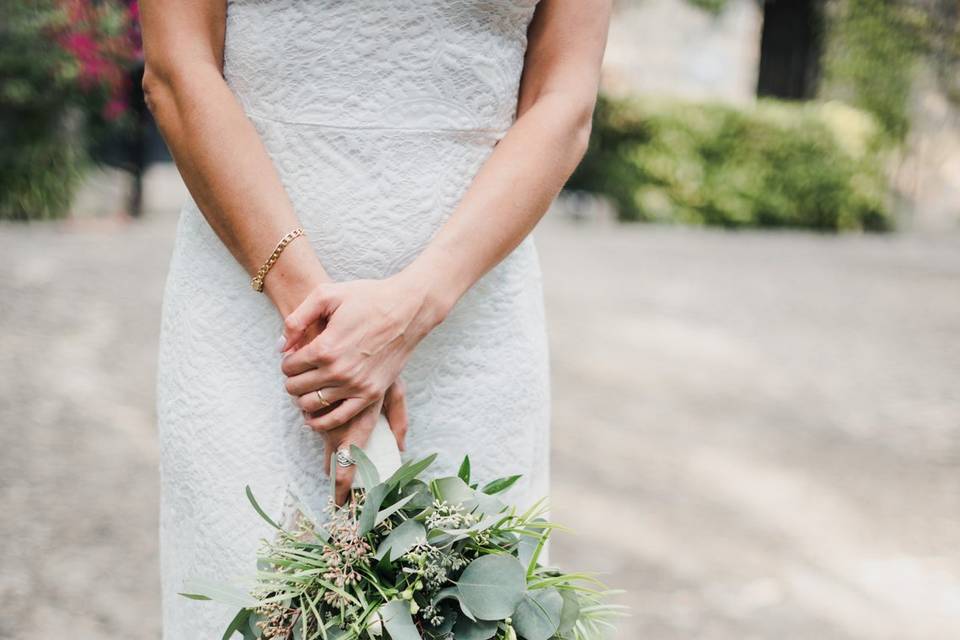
[315,389,331,408]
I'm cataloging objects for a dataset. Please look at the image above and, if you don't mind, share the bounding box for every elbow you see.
[569,100,596,162]
[142,60,218,122]
[141,64,173,121]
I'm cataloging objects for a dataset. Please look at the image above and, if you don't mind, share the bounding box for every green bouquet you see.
[181,448,624,640]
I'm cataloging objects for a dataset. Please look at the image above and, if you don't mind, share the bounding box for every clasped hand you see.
[279,272,445,497]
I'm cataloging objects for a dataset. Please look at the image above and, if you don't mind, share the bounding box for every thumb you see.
[282,283,339,351]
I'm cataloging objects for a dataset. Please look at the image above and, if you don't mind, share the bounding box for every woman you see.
[142,0,610,636]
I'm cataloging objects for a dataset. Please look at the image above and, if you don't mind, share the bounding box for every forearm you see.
[144,64,328,314]
[405,91,593,319]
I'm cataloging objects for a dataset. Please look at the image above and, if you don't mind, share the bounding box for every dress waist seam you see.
[245,109,510,137]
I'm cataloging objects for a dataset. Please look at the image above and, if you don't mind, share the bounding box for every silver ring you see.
[335,448,356,468]
[315,389,331,408]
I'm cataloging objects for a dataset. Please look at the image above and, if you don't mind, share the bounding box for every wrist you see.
[397,251,468,327]
[263,239,331,317]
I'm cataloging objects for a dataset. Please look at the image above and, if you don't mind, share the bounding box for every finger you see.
[283,284,340,352]
[327,407,380,505]
[281,333,338,377]
[304,397,370,432]
[284,367,341,397]
[332,453,357,506]
[297,386,348,413]
[383,382,409,452]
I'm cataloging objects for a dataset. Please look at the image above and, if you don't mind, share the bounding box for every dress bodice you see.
[224,0,539,133]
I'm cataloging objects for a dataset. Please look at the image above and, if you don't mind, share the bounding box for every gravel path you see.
[1,175,958,639]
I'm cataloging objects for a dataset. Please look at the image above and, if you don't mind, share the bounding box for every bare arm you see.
[405,0,612,313]
[280,0,611,492]
[139,0,328,315]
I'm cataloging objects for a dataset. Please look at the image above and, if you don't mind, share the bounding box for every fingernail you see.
[275,335,286,352]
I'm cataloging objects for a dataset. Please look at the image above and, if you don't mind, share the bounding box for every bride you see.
[141,0,609,636]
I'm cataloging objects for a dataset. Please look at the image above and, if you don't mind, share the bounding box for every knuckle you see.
[306,345,329,366]
[284,316,303,333]
[357,379,377,399]
[329,361,353,384]
[311,340,338,365]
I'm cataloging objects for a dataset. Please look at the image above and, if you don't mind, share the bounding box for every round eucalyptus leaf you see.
[433,476,476,506]
[452,616,499,640]
[375,518,425,561]
[399,479,433,511]
[512,587,563,640]
[557,589,581,634]
[380,599,421,640]
[456,554,526,620]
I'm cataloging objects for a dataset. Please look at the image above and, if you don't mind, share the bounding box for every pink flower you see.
[103,97,128,120]
[60,32,97,60]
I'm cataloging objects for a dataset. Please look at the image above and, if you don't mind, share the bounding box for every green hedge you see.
[568,96,892,231]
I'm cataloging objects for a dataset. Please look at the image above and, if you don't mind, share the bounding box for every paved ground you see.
[1,169,959,639]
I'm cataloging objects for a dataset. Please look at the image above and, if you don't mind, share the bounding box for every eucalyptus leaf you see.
[452,616,498,640]
[456,555,527,620]
[380,599,423,640]
[358,483,388,535]
[432,586,475,621]
[374,492,417,526]
[181,578,257,608]
[556,590,581,634]
[432,476,476,506]
[517,534,538,570]
[429,607,456,635]
[512,588,563,640]
[472,491,507,516]
[375,518,425,560]
[349,444,380,490]
[480,474,521,495]
[221,608,251,640]
[178,592,212,601]
[246,611,263,640]
[384,453,437,491]
[458,455,471,483]
[398,479,434,511]
[245,485,281,530]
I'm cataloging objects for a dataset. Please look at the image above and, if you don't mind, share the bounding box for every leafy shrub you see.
[0,0,140,221]
[568,95,893,231]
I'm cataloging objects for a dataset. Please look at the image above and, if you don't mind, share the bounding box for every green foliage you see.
[684,0,728,14]
[568,95,892,231]
[0,0,139,221]
[821,0,919,140]
[0,107,86,221]
[183,454,626,639]
[821,0,960,138]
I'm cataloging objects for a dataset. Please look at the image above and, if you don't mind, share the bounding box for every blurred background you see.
[1,0,959,638]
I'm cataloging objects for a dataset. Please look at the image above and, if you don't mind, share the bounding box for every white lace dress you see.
[156,1,549,637]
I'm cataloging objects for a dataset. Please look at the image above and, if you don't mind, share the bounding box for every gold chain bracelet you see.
[251,227,305,292]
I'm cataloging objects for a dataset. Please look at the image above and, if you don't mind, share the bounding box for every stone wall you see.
[602,0,764,105]
[893,67,960,231]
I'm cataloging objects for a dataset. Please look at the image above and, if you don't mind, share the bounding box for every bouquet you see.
[182,447,624,640]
